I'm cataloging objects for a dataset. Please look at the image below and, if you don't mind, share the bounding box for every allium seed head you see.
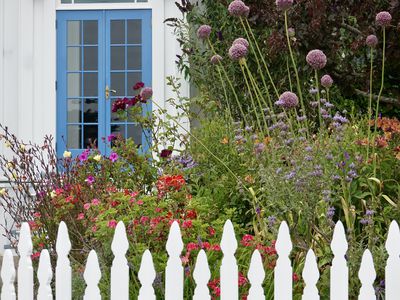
[375,11,392,27]
[228,43,248,61]
[210,54,223,65]
[228,0,249,17]
[306,49,327,70]
[366,35,378,48]
[275,91,299,109]
[321,74,333,88]
[140,87,153,100]
[197,25,212,40]
[232,37,249,49]
[276,0,293,11]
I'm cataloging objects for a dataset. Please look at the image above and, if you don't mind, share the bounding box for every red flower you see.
[182,220,193,229]
[160,149,173,158]
[31,252,41,260]
[238,272,248,286]
[240,234,254,247]
[211,244,221,251]
[208,226,216,236]
[293,273,300,282]
[133,81,145,90]
[108,220,118,228]
[186,209,197,219]
[186,242,198,252]
[202,242,211,250]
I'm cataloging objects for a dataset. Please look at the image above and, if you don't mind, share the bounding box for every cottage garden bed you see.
[0,0,400,299]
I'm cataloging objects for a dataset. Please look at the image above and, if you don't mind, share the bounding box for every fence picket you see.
[83,250,102,300]
[358,249,376,300]
[220,220,238,300]
[111,222,129,300]
[275,221,292,300]
[138,250,156,300]
[165,221,184,300]
[330,220,348,300]
[1,249,16,300]
[38,250,53,300]
[302,249,319,300]
[18,222,34,300]
[247,250,265,300]
[193,249,211,300]
[56,221,71,300]
[385,221,400,300]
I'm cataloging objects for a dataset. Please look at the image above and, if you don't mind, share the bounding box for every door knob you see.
[105,85,116,99]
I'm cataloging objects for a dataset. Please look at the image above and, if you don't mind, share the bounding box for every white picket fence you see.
[2,219,400,299]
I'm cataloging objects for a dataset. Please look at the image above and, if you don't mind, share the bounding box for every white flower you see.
[50,190,57,198]
[63,151,72,158]
[93,154,102,162]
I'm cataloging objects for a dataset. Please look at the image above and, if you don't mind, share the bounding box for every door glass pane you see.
[111,72,125,96]
[127,46,141,70]
[83,99,99,122]
[68,47,81,71]
[84,125,98,148]
[67,125,82,149]
[73,0,142,3]
[111,20,125,44]
[127,72,141,96]
[111,124,125,139]
[84,47,98,70]
[83,21,98,45]
[67,73,81,97]
[67,21,81,45]
[68,99,81,123]
[111,46,125,70]
[83,73,98,96]
[127,20,141,44]
[127,124,142,145]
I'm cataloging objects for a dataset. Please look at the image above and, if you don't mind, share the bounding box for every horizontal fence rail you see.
[1,220,400,299]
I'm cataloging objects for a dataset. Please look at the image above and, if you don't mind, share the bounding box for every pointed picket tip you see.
[111,221,129,254]
[1,249,15,279]
[18,222,33,255]
[56,221,71,255]
[166,221,184,256]
[138,250,156,283]
[358,249,376,282]
[84,250,101,283]
[38,250,52,280]
[248,250,265,283]
[193,250,211,282]
[275,221,292,255]
[220,220,237,254]
[331,221,348,254]
[386,221,400,255]
[302,249,319,282]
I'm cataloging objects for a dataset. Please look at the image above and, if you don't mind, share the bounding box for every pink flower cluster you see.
[228,0,249,18]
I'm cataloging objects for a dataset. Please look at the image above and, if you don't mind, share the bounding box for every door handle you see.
[105,85,116,99]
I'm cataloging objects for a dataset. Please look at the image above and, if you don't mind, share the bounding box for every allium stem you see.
[366,47,374,163]
[216,65,234,123]
[372,28,386,176]
[284,11,307,131]
[314,69,323,127]
[286,57,293,92]
[240,61,262,132]
[242,18,280,99]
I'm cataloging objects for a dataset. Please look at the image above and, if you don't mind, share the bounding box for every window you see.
[61,0,148,3]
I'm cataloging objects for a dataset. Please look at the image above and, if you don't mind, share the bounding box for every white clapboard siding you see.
[275,221,292,300]
[165,221,184,300]
[18,222,34,300]
[193,250,211,300]
[330,221,348,300]
[37,250,53,300]
[111,222,129,300]
[220,220,238,300]
[385,221,400,300]
[2,219,400,298]
[1,249,16,300]
[56,221,71,300]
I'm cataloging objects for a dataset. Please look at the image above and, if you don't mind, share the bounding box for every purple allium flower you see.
[232,37,249,49]
[197,25,211,40]
[228,0,249,17]
[375,11,392,27]
[276,0,293,11]
[86,175,95,185]
[306,49,327,70]
[210,54,223,65]
[228,43,248,61]
[321,74,333,88]
[366,35,378,48]
[275,91,299,109]
[140,87,153,100]
[109,152,119,162]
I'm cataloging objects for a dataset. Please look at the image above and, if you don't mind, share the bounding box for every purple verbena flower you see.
[366,35,378,48]
[376,11,392,27]
[321,74,333,88]
[327,206,335,219]
[297,115,307,121]
[228,43,248,61]
[268,215,277,227]
[197,25,212,40]
[366,209,375,216]
[306,49,327,70]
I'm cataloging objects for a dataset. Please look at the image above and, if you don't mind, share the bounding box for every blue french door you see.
[56,10,152,157]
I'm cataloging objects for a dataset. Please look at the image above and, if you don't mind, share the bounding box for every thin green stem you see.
[286,57,293,92]
[366,47,374,163]
[216,65,233,123]
[314,69,323,127]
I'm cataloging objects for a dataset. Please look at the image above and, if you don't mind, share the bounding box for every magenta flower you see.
[197,25,212,40]
[275,91,299,109]
[232,37,249,49]
[228,43,248,61]
[321,74,333,88]
[107,134,117,142]
[86,175,95,185]
[276,0,293,11]
[140,87,153,101]
[108,220,118,229]
[228,0,249,17]
[91,198,100,205]
[306,49,327,70]
[79,151,89,162]
[375,11,392,27]
[210,54,223,65]
[109,152,119,162]
[366,35,378,48]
